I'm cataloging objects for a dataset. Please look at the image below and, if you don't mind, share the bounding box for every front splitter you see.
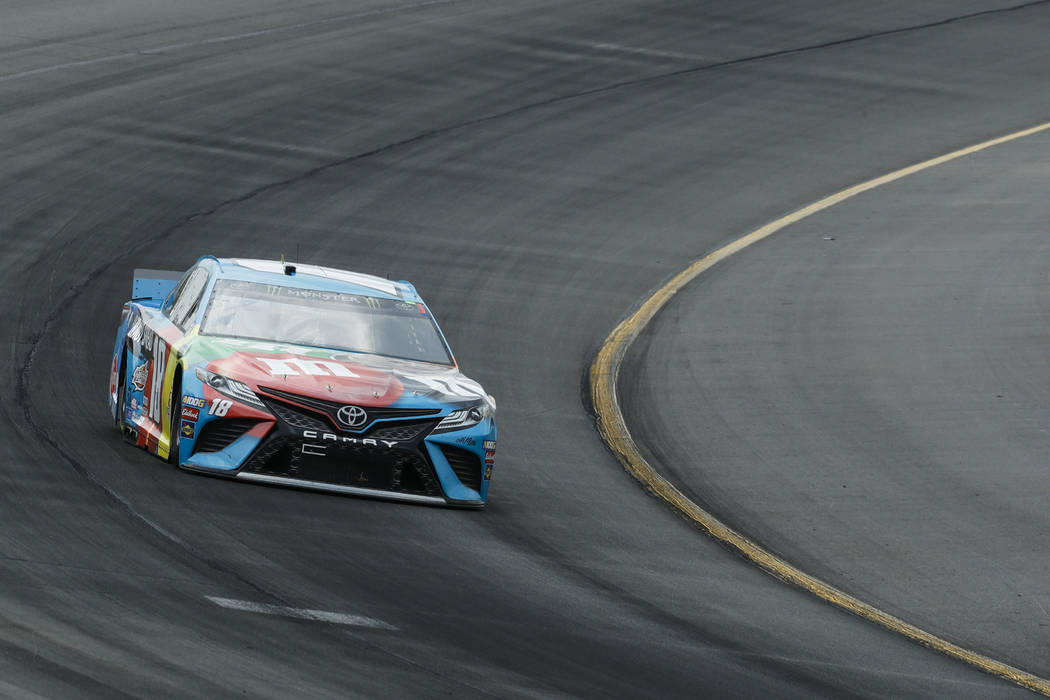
[235,471,453,506]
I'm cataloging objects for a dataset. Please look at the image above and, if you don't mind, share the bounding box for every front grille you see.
[257,386,440,432]
[195,419,257,453]
[260,394,439,441]
[439,445,481,492]
[239,391,445,498]
[369,420,439,442]
[262,399,328,431]
[240,435,442,497]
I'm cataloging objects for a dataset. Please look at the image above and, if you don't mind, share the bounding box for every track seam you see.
[589,121,1050,696]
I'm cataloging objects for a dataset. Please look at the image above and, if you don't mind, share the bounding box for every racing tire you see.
[115,360,126,429]
[168,373,182,465]
[115,350,136,443]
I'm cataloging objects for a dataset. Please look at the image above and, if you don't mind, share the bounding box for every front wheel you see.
[168,374,182,465]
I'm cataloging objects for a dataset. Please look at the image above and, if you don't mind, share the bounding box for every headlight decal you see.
[431,402,491,433]
[195,367,264,408]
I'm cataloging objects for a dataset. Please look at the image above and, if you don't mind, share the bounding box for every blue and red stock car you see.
[109,256,497,506]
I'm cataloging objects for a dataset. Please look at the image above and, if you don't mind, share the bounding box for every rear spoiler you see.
[132,268,181,301]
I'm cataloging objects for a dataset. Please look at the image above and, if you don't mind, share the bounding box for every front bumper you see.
[181,390,493,506]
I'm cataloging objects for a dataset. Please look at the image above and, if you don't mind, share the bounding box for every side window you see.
[168,268,210,330]
[182,278,209,327]
[161,269,192,317]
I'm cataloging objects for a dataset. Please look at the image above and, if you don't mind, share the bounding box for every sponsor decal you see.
[336,405,368,428]
[256,356,359,378]
[131,362,148,391]
[130,397,138,410]
[127,313,144,347]
[210,352,406,407]
[483,440,496,450]
[252,283,394,308]
[484,465,493,480]
[183,394,205,408]
[208,398,233,417]
[181,406,200,421]
[148,334,167,424]
[109,355,119,396]
[405,373,484,400]
[300,429,400,449]
[456,436,476,446]
[180,420,195,438]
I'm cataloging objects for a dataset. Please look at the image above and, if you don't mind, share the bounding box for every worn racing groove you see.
[7,2,1050,695]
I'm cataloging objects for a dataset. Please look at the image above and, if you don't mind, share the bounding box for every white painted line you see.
[206,596,397,630]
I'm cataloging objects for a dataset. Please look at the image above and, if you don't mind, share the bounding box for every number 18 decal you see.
[209,398,233,416]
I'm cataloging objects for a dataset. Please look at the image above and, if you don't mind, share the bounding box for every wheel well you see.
[116,346,126,393]
[114,344,128,425]
[171,366,183,414]
[168,365,184,464]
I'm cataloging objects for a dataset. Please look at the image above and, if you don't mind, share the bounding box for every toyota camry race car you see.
[108,256,497,506]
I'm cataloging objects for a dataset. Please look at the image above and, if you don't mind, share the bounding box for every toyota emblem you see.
[337,405,368,428]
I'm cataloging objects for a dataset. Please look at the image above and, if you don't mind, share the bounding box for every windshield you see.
[201,279,453,365]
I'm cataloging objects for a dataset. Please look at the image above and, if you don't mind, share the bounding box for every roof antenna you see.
[281,252,296,276]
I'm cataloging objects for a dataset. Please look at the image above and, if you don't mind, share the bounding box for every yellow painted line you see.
[589,121,1050,696]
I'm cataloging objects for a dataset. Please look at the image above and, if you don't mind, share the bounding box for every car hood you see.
[188,336,487,408]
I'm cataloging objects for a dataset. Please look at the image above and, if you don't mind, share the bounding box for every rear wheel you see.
[115,351,136,443]
[115,363,126,428]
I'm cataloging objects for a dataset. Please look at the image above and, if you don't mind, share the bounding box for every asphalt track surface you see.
[2,1,1048,697]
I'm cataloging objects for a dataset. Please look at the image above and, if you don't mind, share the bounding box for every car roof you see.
[203,257,422,303]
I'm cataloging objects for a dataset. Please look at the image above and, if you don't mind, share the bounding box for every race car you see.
[108,256,497,507]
